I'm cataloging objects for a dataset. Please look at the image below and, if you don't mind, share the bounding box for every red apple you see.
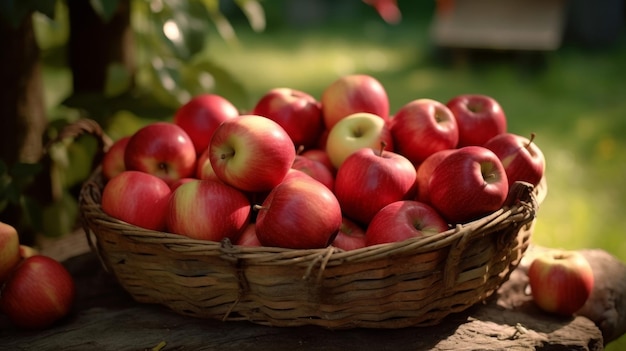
[173,93,240,154]
[196,148,221,182]
[446,94,507,147]
[101,170,172,231]
[331,217,367,251]
[483,132,545,187]
[167,179,251,242]
[365,0,402,24]
[252,87,324,150]
[291,155,335,191]
[209,115,296,192]
[390,98,458,165]
[235,223,261,247]
[0,221,21,284]
[0,255,75,329]
[528,250,595,316]
[415,149,455,204]
[365,200,448,246]
[428,146,509,224]
[325,112,394,169]
[321,74,389,130]
[301,148,335,175]
[334,146,416,225]
[254,176,342,249]
[124,122,197,185]
[101,136,130,180]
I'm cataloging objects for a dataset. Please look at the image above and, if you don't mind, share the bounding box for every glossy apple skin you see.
[196,148,221,182]
[528,251,595,316]
[173,94,240,154]
[446,94,507,147]
[325,112,394,169]
[321,74,390,130]
[334,147,416,226]
[0,221,21,284]
[209,115,296,193]
[291,155,335,191]
[252,88,324,150]
[124,122,197,185]
[365,200,449,246]
[101,171,172,231]
[415,149,455,204]
[331,217,367,251]
[235,223,261,247]
[167,179,251,242]
[483,132,545,187]
[300,148,335,175]
[0,255,75,329]
[101,136,130,180]
[390,98,459,165]
[255,177,342,249]
[428,146,509,224]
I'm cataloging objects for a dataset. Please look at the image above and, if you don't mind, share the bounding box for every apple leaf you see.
[234,0,266,32]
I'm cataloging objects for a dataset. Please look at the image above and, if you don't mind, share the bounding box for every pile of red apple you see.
[0,221,76,329]
[100,73,546,251]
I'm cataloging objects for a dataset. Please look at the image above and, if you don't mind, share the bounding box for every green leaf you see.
[89,0,120,22]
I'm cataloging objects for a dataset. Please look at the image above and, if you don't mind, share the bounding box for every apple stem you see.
[253,204,266,211]
[296,145,305,155]
[525,133,536,149]
[377,141,388,157]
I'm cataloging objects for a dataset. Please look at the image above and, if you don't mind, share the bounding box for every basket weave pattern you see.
[80,167,538,329]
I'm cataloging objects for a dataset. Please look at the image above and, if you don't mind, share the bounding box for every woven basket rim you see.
[80,167,541,266]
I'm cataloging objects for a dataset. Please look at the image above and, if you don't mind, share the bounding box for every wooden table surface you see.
[1,234,624,351]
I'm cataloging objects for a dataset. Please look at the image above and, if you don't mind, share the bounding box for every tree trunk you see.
[0,14,49,243]
[67,0,135,94]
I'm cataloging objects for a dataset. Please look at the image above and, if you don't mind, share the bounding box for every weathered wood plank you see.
[0,246,611,351]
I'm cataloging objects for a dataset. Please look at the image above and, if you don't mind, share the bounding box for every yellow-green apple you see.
[325,112,394,169]
[528,250,595,316]
[167,179,251,242]
[291,155,335,191]
[415,149,455,204]
[235,223,261,247]
[19,245,39,260]
[254,176,342,249]
[0,221,21,284]
[209,115,296,192]
[428,146,509,224]
[173,93,239,154]
[0,255,75,329]
[101,170,172,231]
[334,147,416,225]
[321,74,389,130]
[252,88,324,150]
[331,217,367,251]
[365,200,448,246]
[446,94,507,147]
[301,148,335,175]
[101,136,130,180]
[390,98,458,165]
[196,148,221,182]
[483,132,545,187]
[124,122,197,185]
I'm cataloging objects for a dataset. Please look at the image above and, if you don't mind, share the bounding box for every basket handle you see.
[44,118,113,170]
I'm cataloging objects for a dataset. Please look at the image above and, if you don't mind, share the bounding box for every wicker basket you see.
[73,119,542,329]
